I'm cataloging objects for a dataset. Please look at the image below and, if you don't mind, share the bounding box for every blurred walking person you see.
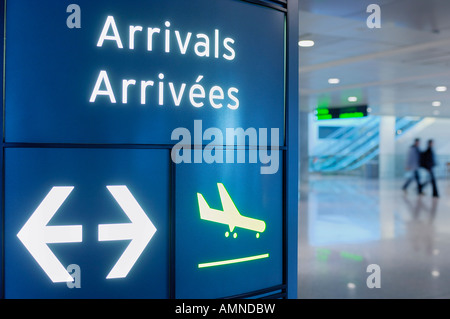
[402,138,422,194]
[420,139,439,198]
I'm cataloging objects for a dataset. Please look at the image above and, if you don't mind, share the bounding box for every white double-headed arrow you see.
[17,186,82,283]
[17,185,156,283]
[99,185,157,279]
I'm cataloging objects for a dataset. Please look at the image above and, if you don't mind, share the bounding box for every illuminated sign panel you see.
[4,148,169,298]
[3,0,293,299]
[5,0,284,145]
[316,105,368,120]
[175,153,283,298]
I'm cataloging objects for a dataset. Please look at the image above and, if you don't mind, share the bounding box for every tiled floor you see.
[298,174,450,299]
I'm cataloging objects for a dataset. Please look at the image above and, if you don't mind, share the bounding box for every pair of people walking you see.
[402,138,439,198]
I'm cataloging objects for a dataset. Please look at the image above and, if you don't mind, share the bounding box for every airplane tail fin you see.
[217,183,238,213]
[197,193,210,219]
[217,183,265,233]
[198,192,233,231]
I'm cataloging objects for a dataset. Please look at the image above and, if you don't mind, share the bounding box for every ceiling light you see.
[348,96,358,102]
[298,40,314,47]
[436,86,447,92]
[367,107,372,113]
[432,101,441,107]
[328,78,340,84]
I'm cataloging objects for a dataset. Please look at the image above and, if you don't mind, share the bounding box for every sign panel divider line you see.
[169,153,176,299]
[1,0,4,299]
[1,146,4,298]
[2,143,288,151]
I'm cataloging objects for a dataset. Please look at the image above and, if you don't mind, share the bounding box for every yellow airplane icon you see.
[197,183,266,235]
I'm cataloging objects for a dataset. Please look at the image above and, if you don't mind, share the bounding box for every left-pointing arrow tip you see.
[17,186,82,283]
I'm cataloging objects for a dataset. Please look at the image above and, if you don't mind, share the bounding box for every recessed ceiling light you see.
[367,107,372,113]
[432,270,440,277]
[328,78,340,84]
[298,40,315,47]
[348,96,357,102]
[436,86,447,92]
[432,101,441,107]
[347,283,356,289]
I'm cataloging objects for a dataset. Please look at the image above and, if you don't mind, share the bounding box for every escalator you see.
[311,116,423,172]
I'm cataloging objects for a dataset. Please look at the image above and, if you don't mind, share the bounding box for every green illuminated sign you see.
[197,183,266,237]
[340,251,363,262]
[316,105,368,120]
[198,253,269,268]
[196,183,268,268]
[339,112,364,119]
[317,114,332,120]
[316,248,364,262]
[316,108,329,115]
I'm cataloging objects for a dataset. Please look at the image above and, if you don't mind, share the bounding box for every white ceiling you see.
[298,0,450,118]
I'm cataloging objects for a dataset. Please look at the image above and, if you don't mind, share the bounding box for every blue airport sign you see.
[5,0,285,145]
[2,0,294,299]
[5,148,170,298]
[175,153,283,298]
